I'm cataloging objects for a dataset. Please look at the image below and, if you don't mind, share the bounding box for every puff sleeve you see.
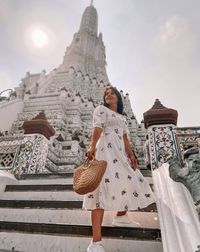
[93,105,107,129]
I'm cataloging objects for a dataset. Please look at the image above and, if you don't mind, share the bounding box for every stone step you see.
[17,177,73,185]
[19,172,153,186]
[15,176,153,187]
[0,191,83,201]
[19,172,152,180]
[0,200,83,209]
[0,248,22,252]
[0,208,160,229]
[19,173,73,180]
[0,221,161,241]
[5,184,73,192]
[6,176,154,189]
[0,199,157,213]
[0,232,163,252]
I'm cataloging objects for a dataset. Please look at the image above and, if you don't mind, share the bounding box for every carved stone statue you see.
[169,147,200,220]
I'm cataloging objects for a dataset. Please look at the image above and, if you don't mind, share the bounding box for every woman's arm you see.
[123,133,138,170]
[87,127,103,159]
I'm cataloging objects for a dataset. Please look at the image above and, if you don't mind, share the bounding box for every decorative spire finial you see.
[90,0,94,6]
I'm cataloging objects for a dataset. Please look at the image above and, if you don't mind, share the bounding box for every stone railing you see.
[175,127,200,150]
[143,99,200,251]
[0,135,23,171]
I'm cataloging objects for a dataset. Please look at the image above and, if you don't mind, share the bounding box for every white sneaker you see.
[87,241,105,252]
[112,213,141,227]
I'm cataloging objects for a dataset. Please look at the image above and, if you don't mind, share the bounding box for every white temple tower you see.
[0,2,146,175]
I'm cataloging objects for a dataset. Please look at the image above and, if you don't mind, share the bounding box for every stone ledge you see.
[19,173,73,180]
[0,232,163,252]
[0,199,157,212]
[0,200,82,209]
[5,184,73,192]
[0,221,161,241]
[0,208,160,229]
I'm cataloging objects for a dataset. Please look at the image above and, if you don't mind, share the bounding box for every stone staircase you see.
[0,173,163,252]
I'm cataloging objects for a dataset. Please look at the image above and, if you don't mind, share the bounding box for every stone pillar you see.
[143,99,180,169]
[12,111,55,176]
[143,99,200,252]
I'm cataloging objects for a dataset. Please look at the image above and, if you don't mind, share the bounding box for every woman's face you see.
[104,88,118,106]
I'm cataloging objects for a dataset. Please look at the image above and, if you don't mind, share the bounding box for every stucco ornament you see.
[169,147,200,220]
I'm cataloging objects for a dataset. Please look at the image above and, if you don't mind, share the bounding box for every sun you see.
[31,29,48,48]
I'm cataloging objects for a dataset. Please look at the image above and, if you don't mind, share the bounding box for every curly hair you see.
[103,85,124,115]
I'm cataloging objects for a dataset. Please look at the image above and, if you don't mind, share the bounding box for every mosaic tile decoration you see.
[12,134,49,176]
[175,127,200,135]
[0,139,21,169]
[149,125,182,170]
[0,153,15,167]
[175,127,200,150]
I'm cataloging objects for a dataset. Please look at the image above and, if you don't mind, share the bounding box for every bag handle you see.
[83,156,95,170]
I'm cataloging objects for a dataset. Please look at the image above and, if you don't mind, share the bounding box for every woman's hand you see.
[129,154,138,171]
[123,134,138,170]
[87,145,96,160]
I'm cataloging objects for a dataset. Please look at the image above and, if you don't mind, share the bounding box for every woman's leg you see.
[91,209,104,242]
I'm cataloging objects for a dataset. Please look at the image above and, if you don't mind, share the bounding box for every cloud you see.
[152,16,196,63]
[131,16,200,127]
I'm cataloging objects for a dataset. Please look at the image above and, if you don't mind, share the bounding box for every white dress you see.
[83,105,156,211]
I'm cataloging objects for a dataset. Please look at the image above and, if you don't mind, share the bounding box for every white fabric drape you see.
[152,163,200,252]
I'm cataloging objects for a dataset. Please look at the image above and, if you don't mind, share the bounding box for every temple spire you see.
[79,3,98,35]
[59,1,108,83]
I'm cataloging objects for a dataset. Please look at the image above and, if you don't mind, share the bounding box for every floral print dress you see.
[83,105,156,211]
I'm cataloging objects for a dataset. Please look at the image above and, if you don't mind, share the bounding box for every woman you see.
[83,85,156,252]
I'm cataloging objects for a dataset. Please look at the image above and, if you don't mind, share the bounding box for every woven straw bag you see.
[73,157,107,195]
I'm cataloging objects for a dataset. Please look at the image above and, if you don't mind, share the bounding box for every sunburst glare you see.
[31,29,48,48]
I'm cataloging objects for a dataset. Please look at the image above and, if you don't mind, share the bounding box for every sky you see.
[0,0,200,127]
